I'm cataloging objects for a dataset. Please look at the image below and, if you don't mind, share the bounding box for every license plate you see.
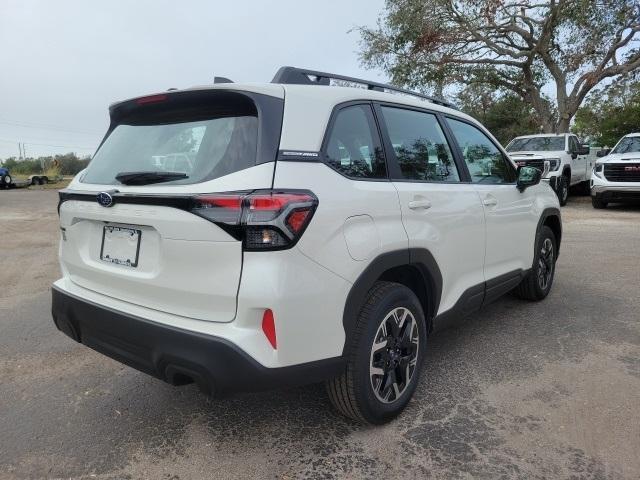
[100,226,141,267]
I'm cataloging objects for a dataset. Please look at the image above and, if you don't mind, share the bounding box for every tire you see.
[591,194,608,209]
[579,181,591,195]
[557,175,569,206]
[326,281,427,424]
[0,175,10,188]
[514,225,557,301]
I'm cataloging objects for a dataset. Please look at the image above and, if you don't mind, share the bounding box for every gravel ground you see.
[1,189,639,480]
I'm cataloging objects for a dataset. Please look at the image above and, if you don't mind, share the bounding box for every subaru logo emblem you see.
[97,192,114,207]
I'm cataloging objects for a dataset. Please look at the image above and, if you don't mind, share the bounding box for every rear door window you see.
[380,106,460,182]
[324,104,387,179]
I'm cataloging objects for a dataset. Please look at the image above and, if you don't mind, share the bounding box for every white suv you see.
[52,67,561,424]
[506,133,592,206]
[591,133,640,208]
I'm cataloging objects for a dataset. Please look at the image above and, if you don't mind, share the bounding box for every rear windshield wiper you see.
[115,171,188,185]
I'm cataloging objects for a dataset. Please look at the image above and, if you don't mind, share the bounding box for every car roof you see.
[112,82,465,118]
[622,132,640,137]
[110,82,484,152]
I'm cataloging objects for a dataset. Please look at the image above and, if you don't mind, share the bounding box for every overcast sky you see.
[0,0,387,159]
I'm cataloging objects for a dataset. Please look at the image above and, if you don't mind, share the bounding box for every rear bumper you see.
[51,286,344,394]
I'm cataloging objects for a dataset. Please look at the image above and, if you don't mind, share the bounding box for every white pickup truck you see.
[506,133,592,206]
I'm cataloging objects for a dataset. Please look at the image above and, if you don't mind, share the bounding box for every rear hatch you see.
[59,86,284,322]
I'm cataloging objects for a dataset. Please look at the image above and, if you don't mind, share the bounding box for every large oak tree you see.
[359,0,640,133]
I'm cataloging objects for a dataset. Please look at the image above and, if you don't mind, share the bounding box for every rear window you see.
[82,93,262,186]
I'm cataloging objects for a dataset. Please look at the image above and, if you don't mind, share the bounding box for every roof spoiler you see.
[271,66,456,109]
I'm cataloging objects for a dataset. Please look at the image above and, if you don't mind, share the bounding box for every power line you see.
[0,118,103,136]
[0,137,95,150]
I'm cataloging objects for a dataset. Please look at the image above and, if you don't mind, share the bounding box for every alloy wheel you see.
[537,237,554,291]
[369,307,419,403]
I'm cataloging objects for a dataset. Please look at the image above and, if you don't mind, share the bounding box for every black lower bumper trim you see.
[598,191,640,202]
[51,286,344,394]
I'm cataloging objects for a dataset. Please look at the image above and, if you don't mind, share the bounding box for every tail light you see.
[191,190,318,250]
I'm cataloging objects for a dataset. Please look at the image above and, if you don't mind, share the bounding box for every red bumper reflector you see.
[262,309,277,349]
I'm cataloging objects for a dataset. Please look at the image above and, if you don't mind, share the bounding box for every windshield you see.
[506,137,565,152]
[82,114,258,185]
[611,136,640,154]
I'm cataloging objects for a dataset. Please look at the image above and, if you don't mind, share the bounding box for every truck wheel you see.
[592,194,608,209]
[326,281,426,424]
[514,226,557,301]
[557,176,569,206]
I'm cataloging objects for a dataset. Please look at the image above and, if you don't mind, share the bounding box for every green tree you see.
[458,84,540,144]
[574,74,640,146]
[0,153,90,176]
[359,0,640,133]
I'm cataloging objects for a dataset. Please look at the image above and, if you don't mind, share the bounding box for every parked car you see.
[52,67,561,424]
[505,133,592,206]
[591,132,640,208]
[0,166,12,188]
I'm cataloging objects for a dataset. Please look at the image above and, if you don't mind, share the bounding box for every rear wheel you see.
[514,225,557,301]
[326,281,426,424]
[1,175,10,188]
[592,194,608,209]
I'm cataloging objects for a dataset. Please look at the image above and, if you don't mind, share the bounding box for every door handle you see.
[482,196,498,207]
[408,199,432,210]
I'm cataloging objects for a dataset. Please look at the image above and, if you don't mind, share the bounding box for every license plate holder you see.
[100,225,141,267]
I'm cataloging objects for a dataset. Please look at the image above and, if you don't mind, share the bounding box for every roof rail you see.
[271,66,456,109]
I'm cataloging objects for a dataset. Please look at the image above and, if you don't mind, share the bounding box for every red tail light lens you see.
[191,190,318,251]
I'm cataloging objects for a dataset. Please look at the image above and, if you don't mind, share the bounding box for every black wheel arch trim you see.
[537,207,562,258]
[341,248,442,355]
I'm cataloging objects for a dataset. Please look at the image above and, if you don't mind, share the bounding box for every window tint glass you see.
[448,118,516,184]
[324,105,386,179]
[612,136,640,154]
[381,107,459,182]
[569,136,578,152]
[506,136,565,152]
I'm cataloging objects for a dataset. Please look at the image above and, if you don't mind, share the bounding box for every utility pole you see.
[18,142,22,159]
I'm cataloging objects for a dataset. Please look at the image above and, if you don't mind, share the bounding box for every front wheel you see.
[326,281,426,424]
[592,194,608,209]
[557,176,569,206]
[514,225,557,301]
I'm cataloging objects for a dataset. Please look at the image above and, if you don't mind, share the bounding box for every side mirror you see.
[571,152,578,160]
[579,144,590,155]
[596,148,611,157]
[517,165,542,192]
